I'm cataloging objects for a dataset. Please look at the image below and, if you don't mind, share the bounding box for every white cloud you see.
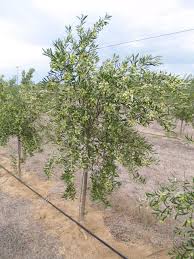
[32,0,194,54]
[0,19,48,73]
[1,0,194,77]
[31,0,189,32]
[160,63,194,76]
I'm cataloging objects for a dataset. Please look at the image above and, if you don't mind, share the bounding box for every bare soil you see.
[0,122,193,259]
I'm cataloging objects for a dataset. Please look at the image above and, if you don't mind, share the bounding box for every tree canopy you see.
[42,15,185,220]
[0,69,42,176]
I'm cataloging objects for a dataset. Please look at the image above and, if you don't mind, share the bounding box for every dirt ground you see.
[0,122,193,259]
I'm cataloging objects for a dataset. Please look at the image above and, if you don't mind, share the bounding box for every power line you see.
[99,28,194,49]
[0,164,128,259]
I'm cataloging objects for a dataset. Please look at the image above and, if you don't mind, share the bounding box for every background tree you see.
[0,69,42,177]
[172,76,194,135]
[0,74,17,87]
[21,68,35,85]
[43,15,185,221]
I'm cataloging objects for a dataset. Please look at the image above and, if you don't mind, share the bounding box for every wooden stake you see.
[17,136,22,178]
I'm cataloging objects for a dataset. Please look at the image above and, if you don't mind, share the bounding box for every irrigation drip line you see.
[0,164,128,259]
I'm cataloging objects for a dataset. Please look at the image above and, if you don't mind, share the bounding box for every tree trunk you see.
[17,136,22,178]
[79,170,88,222]
[180,120,184,136]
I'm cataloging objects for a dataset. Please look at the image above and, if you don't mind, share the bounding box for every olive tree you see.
[147,178,194,259]
[43,15,184,221]
[0,69,42,177]
[172,76,194,135]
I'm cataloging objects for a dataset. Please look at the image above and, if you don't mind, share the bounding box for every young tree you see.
[172,76,194,135]
[147,178,194,259]
[43,15,184,221]
[0,69,42,177]
[21,68,35,85]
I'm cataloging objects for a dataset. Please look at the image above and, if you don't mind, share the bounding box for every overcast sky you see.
[1,0,194,81]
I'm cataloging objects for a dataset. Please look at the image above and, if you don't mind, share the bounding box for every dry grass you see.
[1,121,194,258]
[0,160,155,258]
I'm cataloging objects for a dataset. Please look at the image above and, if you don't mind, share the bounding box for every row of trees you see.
[0,15,193,257]
[174,76,194,135]
[0,69,42,177]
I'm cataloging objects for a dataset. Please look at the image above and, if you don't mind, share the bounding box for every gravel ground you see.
[0,192,64,259]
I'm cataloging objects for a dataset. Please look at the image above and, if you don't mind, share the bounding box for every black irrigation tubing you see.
[0,164,128,259]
